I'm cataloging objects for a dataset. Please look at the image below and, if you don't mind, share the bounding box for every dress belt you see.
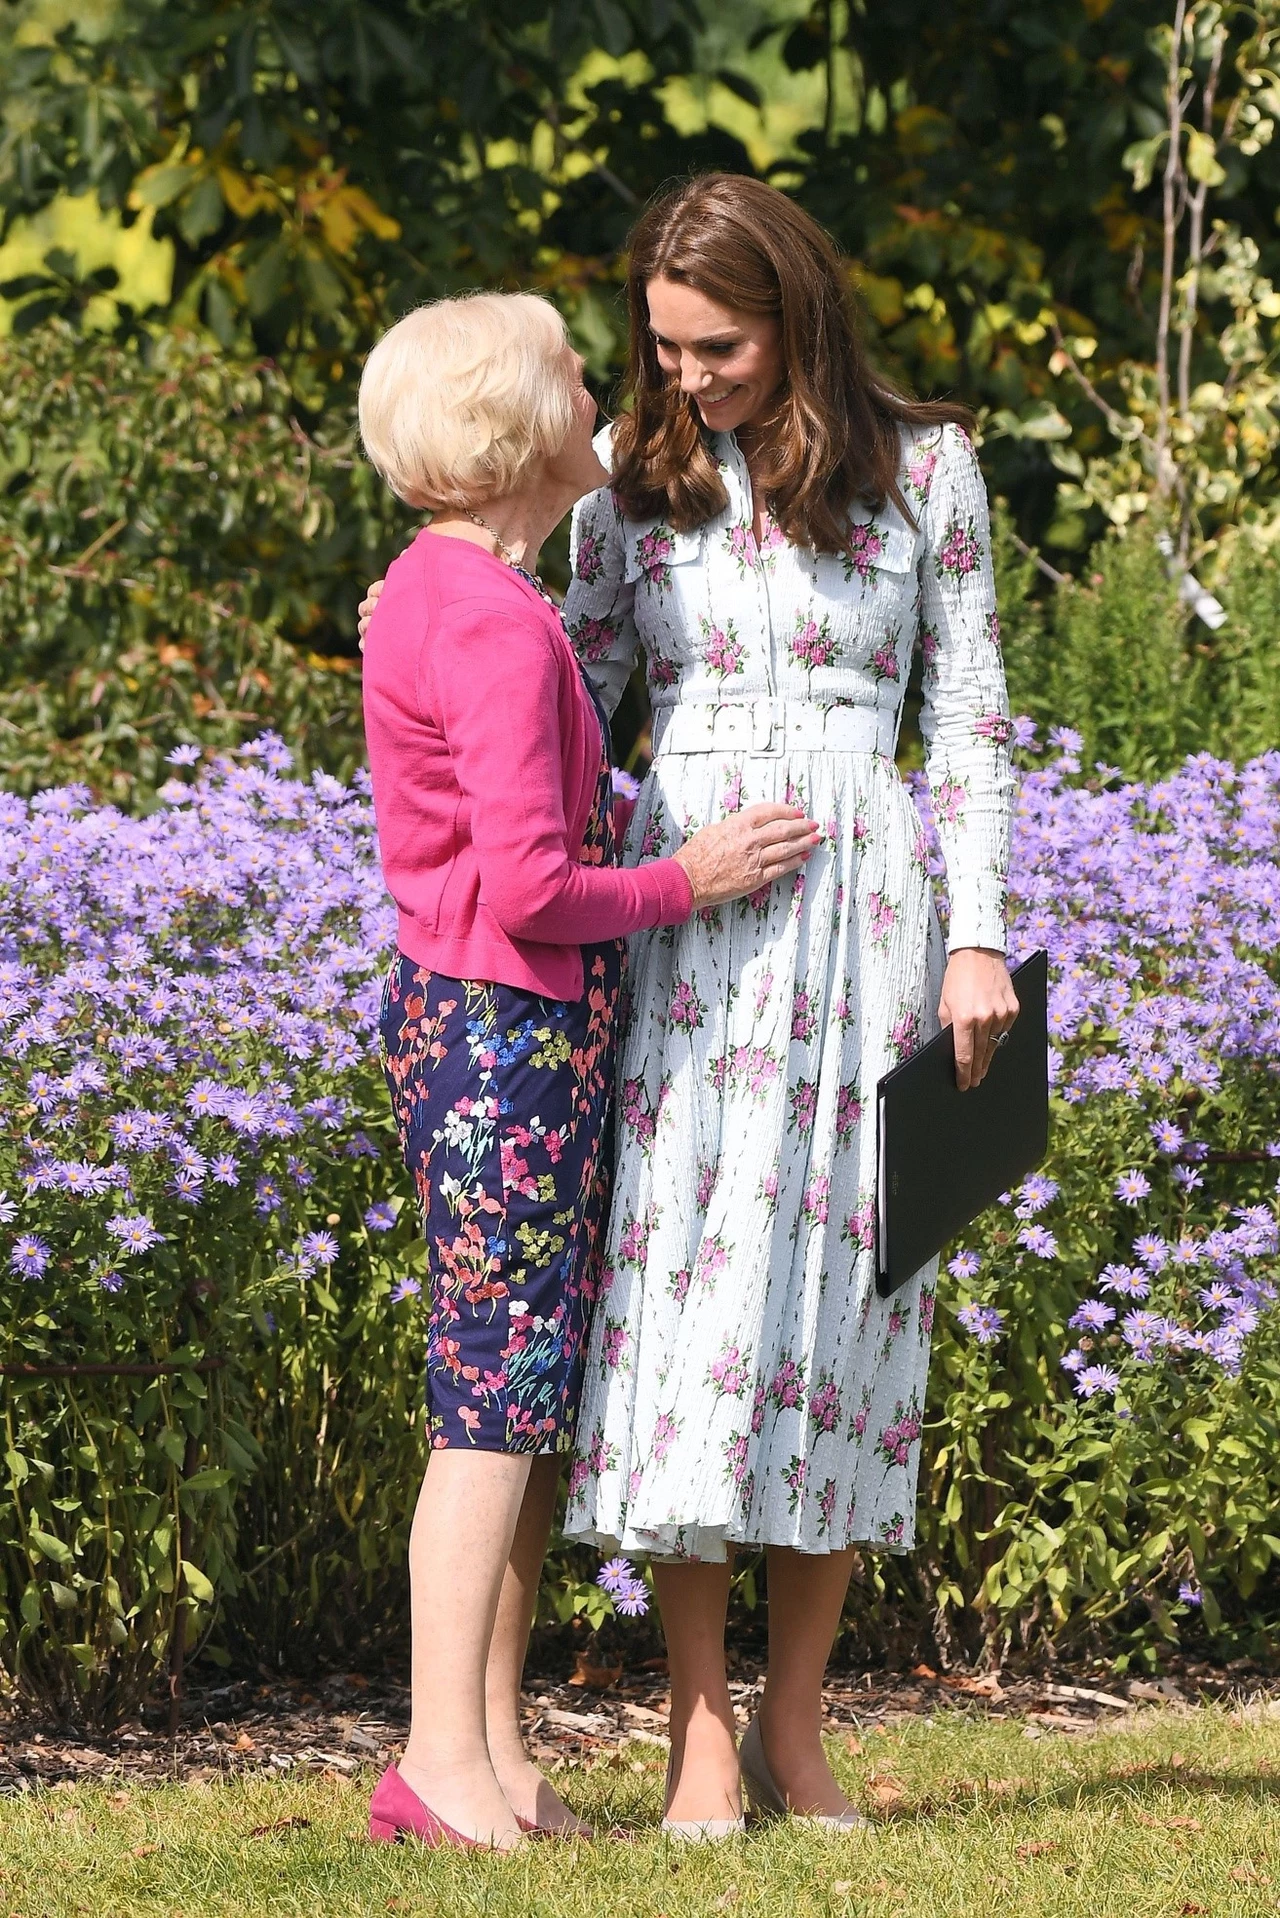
[652,699,899,760]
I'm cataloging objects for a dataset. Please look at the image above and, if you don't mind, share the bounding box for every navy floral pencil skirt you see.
[379,702,624,1454]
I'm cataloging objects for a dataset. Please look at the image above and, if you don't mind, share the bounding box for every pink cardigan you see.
[362,529,693,1001]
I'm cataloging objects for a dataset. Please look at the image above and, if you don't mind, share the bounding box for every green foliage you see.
[0,0,707,396]
[1044,529,1201,777]
[0,321,406,802]
[996,517,1280,780]
[1213,537,1280,765]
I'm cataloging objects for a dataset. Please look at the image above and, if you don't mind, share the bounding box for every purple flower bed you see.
[5,727,1280,1711]
[913,731,1280,1650]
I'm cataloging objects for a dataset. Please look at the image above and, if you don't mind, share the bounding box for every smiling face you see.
[645,275,784,437]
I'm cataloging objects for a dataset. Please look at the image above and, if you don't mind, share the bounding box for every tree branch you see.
[1155,0,1190,497]
[1009,530,1070,587]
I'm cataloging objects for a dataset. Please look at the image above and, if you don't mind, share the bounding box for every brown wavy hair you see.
[610,174,973,554]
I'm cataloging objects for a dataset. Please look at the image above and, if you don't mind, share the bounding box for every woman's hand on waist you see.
[672,804,818,910]
[939,947,1019,1091]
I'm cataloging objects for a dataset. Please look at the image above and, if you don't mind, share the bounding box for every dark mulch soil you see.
[3,1653,1277,1794]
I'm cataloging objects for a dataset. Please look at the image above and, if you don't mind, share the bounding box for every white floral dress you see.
[562,421,1013,1560]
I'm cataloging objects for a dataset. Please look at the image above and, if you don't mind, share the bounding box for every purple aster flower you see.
[184,1078,226,1117]
[166,743,202,766]
[106,1212,165,1254]
[614,1582,649,1618]
[1172,1165,1203,1190]
[1011,715,1039,750]
[1178,1582,1202,1606]
[956,1302,1005,1344]
[1098,1264,1149,1298]
[1134,1234,1169,1272]
[611,768,642,802]
[1016,1173,1059,1215]
[0,1193,16,1225]
[254,1176,285,1217]
[1048,725,1084,754]
[10,1233,52,1278]
[211,1154,240,1186]
[390,1276,422,1303]
[597,1556,638,1597]
[364,1201,397,1233]
[1060,1347,1087,1374]
[1018,1224,1059,1259]
[1115,1169,1151,1205]
[97,1270,124,1293]
[947,1249,981,1279]
[1150,1120,1184,1154]
[1074,1364,1121,1399]
[300,1230,339,1266]
[1069,1299,1116,1332]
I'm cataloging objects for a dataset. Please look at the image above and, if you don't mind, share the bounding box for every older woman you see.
[356,292,817,1850]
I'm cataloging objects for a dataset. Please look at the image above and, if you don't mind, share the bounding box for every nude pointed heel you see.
[738,1717,870,1832]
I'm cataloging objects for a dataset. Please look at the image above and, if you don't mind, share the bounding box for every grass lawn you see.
[2,1703,1278,1917]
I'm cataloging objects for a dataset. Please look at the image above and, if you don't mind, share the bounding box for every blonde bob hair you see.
[358,292,578,511]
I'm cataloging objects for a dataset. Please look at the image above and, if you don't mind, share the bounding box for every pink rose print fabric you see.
[560,421,1012,1559]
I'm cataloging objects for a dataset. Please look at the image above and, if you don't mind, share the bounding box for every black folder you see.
[875,948,1049,1295]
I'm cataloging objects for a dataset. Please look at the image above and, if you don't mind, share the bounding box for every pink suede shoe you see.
[367,1763,486,1848]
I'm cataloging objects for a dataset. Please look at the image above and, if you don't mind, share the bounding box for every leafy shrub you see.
[0,322,407,805]
[0,739,425,1722]
[913,736,1280,1665]
[995,516,1280,787]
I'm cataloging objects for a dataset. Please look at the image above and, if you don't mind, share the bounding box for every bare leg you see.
[757,1544,858,1815]
[484,1454,591,1834]
[652,1558,742,1823]
[398,1448,531,1847]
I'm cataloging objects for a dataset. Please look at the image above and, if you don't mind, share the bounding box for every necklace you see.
[463,507,518,566]
[463,508,552,602]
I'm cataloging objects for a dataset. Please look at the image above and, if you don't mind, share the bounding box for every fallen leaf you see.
[250,1816,311,1838]
[1170,1750,1187,1769]
[129,1843,161,1858]
[831,1884,853,1898]
[106,1791,130,1811]
[1229,1867,1270,1886]
[867,1882,893,1895]
[569,1651,623,1691]
[985,1776,1032,1798]
[1179,1904,1208,1915]
[714,1888,740,1909]
[941,1672,1004,1699]
[845,1734,863,1756]
[233,1732,255,1753]
[865,1773,908,1812]
[1136,1812,1201,1832]
[1016,1840,1059,1860]
[911,1664,937,1680]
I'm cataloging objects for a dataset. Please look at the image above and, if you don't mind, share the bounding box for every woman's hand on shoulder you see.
[672,804,818,910]
[939,948,1019,1091]
[357,578,386,649]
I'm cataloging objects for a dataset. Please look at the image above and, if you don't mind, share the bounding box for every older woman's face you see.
[646,275,783,437]
[545,346,609,496]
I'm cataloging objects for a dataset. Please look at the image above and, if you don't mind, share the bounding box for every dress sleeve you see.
[563,480,640,720]
[425,603,691,944]
[915,424,1015,953]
